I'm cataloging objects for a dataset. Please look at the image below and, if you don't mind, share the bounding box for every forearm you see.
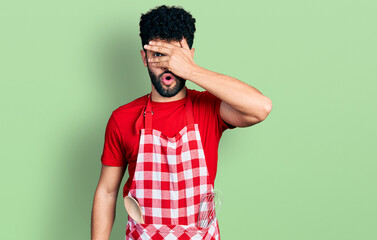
[91,188,118,240]
[144,39,272,125]
[188,65,271,117]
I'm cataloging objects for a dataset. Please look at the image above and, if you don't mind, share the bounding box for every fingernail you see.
[149,41,153,44]
[144,45,148,48]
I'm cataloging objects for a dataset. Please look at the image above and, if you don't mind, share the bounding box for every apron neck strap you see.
[144,88,194,130]
[144,94,153,130]
[185,90,195,125]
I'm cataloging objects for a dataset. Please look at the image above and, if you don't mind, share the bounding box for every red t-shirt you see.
[101,89,234,197]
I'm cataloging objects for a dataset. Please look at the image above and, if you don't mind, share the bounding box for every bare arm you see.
[189,66,272,127]
[91,164,126,240]
[144,39,272,127]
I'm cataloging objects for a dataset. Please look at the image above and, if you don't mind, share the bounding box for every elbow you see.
[95,184,119,200]
[251,97,272,124]
[237,97,273,127]
[262,97,272,119]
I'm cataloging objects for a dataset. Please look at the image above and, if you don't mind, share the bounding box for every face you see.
[141,39,187,98]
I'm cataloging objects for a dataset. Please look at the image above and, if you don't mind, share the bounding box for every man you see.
[91,5,272,240]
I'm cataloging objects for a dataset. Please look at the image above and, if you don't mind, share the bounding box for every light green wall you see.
[1,0,376,239]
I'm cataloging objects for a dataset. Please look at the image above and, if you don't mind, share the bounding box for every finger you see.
[148,40,175,49]
[150,61,168,68]
[144,45,171,55]
[180,38,190,50]
[148,56,169,63]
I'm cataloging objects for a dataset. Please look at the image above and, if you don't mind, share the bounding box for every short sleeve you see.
[212,93,236,132]
[199,91,236,133]
[100,113,127,167]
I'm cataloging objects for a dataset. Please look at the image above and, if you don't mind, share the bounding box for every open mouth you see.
[161,73,175,86]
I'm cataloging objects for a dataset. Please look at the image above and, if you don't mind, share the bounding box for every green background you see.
[1,0,376,239]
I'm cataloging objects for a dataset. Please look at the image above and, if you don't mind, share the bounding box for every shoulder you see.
[187,88,217,102]
[187,88,220,117]
[187,88,235,130]
[187,88,220,108]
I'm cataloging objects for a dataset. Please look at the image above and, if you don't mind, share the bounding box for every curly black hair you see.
[139,5,196,50]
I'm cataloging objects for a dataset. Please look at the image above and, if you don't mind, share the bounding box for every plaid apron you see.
[125,91,220,240]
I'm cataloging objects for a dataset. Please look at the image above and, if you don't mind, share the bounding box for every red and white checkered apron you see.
[125,91,220,240]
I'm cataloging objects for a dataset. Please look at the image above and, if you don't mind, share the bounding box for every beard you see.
[147,66,186,98]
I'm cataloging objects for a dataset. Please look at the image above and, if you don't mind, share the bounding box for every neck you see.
[150,86,187,102]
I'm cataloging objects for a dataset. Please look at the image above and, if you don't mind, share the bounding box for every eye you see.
[153,52,163,57]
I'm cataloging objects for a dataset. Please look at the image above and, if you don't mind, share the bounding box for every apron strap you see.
[185,90,195,125]
[144,93,153,130]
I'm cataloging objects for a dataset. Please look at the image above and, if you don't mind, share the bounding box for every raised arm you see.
[144,38,272,127]
[91,165,126,240]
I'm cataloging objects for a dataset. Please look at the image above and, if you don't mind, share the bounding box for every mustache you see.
[159,71,174,77]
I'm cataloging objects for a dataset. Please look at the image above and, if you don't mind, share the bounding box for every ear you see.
[191,48,195,58]
[140,50,148,67]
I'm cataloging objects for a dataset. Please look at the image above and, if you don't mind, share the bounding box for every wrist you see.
[187,64,204,82]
